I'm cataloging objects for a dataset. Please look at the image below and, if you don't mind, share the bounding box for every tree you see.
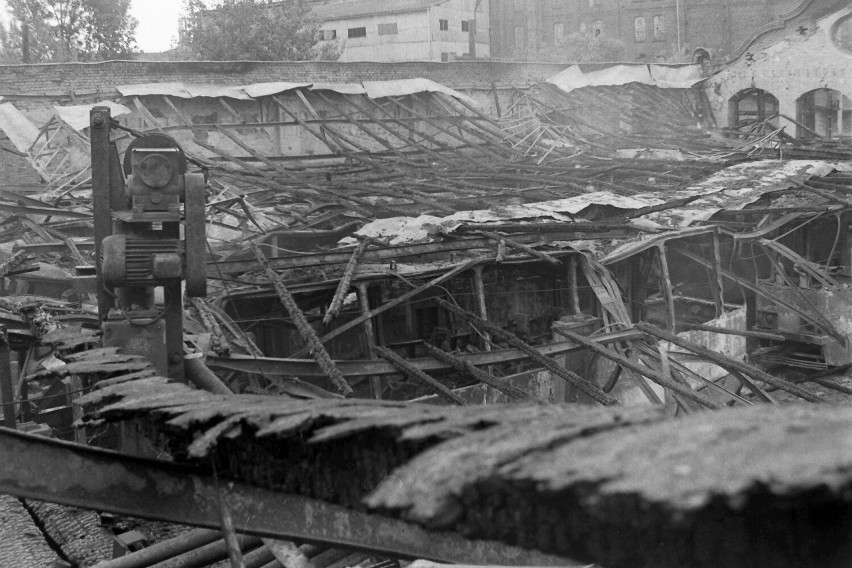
[78,0,138,60]
[179,0,341,61]
[0,0,137,63]
[535,33,626,63]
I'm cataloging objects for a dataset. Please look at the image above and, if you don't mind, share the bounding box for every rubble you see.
[0,53,852,568]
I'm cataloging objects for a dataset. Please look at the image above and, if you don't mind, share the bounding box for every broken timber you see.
[0,427,567,566]
[77,377,852,568]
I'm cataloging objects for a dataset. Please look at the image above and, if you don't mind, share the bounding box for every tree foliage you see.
[0,0,137,62]
[179,0,341,61]
[535,33,626,63]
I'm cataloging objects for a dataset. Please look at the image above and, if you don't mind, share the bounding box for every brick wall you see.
[490,0,802,62]
[0,59,566,109]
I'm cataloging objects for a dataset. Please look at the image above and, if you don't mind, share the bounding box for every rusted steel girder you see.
[0,429,572,567]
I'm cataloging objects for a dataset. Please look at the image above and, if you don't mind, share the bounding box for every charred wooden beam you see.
[253,244,353,397]
[636,322,827,403]
[324,241,369,325]
[289,256,491,359]
[432,298,618,406]
[423,344,545,403]
[672,248,847,344]
[679,323,785,342]
[206,328,640,379]
[477,231,560,265]
[374,346,465,406]
[553,326,721,410]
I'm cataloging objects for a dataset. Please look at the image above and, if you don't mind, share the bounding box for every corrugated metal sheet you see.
[547,64,703,94]
[310,82,369,95]
[362,78,477,106]
[117,79,476,106]
[243,81,311,98]
[53,101,131,132]
[354,160,837,246]
[117,83,253,100]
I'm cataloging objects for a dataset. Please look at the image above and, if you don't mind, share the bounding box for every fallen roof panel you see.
[362,78,478,107]
[546,63,703,94]
[117,82,253,100]
[0,102,40,153]
[53,101,132,132]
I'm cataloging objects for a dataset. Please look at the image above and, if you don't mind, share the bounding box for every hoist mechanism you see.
[90,108,207,381]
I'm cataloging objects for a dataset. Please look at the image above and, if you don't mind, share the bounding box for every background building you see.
[489,0,803,62]
[311,0,490,62]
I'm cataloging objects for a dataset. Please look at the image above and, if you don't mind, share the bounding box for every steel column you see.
[90,107,115,320]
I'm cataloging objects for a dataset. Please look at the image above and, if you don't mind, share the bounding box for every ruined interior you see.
[1,8,852,568]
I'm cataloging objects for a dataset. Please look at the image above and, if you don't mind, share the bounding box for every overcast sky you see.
[131,0,182,52]
[0,0,182,53]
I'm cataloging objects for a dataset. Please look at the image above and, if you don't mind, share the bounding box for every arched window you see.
[796,88,852,139]
[692,48,710,65]
[832,14,852,53]
[727,88,779,137]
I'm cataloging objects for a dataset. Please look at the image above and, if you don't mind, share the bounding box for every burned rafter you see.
[432,297,618,406]
[636,322,827,403]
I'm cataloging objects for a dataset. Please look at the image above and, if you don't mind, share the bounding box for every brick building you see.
[489,0,802,62]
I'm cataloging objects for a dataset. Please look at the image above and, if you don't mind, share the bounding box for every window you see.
[834,14,852,52]
[634,17,646,42]
[378,23,398,35]
[653,15,664,40]
[439,19,449,31]
[514,25,526,49]
[462,20,470,32]
[320,29,337,41]
[553,22,565,45]
[441,52,450,62]
[347,27,366,38]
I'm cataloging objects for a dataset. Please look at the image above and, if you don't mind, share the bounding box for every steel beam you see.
[0,429,572,566]
[208,233,632,276]
[206,328,638,378]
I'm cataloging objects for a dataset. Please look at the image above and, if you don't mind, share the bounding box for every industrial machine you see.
[90,107,207,380]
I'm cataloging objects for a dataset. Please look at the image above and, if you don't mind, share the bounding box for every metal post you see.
[357,283,383,399]
[657,245,677,333]
[471,266,492,351]
[711,231,725,318]
[0,326,15,429]
[568,256,581,316]
[675,0,683,54]
[90,107,115,321]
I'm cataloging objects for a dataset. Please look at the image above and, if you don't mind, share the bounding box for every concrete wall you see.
[317,0,490,62]
[705,8,852,132]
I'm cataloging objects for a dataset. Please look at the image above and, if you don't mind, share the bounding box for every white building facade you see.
[312,0,490,62]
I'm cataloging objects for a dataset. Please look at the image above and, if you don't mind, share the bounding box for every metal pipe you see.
[150,536,263,568]
[0,326,14,429]
[242,544,276,568]
[184,356,234,395]
[93,529,224,568]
